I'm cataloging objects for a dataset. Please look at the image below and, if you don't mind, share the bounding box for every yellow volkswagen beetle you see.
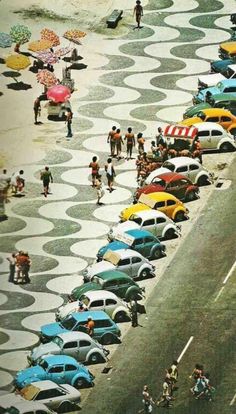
[180,108,236,131]
[119,192,189,222]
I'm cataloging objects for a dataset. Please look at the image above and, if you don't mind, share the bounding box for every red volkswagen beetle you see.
[134,172,199,203]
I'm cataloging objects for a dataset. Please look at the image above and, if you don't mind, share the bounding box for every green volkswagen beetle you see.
[183,93,236,119]
[70,270,144,302]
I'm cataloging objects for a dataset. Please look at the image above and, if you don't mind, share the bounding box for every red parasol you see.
[47,84,71,103]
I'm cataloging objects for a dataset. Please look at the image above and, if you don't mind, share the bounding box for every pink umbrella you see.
[35,51,59,65]
[47,84,71,103]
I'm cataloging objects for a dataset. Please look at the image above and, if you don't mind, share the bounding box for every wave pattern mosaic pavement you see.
[0,0,234,390]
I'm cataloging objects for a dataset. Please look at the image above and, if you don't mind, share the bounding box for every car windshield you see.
[80,294,90,306]
[92,276,103,286]
[53,336,63,348]
[152,178,165,186]
[197,111,206,120]
[163,161,175,171]
[20,384,37,401]
[61,315,77,330]
[130,215,142,225]
[38,358,48,370]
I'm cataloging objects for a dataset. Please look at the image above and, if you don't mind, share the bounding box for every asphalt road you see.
[82,156,236,414]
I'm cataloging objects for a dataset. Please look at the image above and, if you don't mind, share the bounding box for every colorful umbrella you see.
[54,46,72,57]
[36,69,57,88]
[41,28,60,47]
[28,39,54,52]
[0,32,12,48]
[35,51,59,65]
[10,24,31,46]
[6,54,31,71]
[47,84,71,103]
[63,29,86,44]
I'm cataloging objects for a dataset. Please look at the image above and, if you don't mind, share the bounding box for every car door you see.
[165,199,177,218]
[173,179,188,200]
[155,216,168,237]
[89,299,105,312]
[105,298,118,317]
[64,363,79,384]
[104,279,120,296]
[220,115,233,129]
[78,339,92,362]
[197,129,212,149]
[34,388,67,408]
[154,200,166,214]
[189,163,200,182]
[47,364,65,384]
[210,128,224,148]
[142,236,154,257]
[117,257,132,276]
[62,340,78,359]
[131,256,143,278]
[175,164,188,178]
[141,218,155,235]
[132,237,145,255]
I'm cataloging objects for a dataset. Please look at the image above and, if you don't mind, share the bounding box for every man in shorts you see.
[40,166,53,198]
[133,0,143,29]
[124,127,135,160]
[107,126,117,157]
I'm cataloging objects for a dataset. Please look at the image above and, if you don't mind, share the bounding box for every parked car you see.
[145,157,212,186]
[56,291,130,323]
[83,249,155,282]
[193,79,236,104]
[0,380,81,410]
[120,192,189,223]
[183,93,236,119]
[70,270,145,303]
[135,172,199,202]
[219,42,236,60]
[14,355,94,390]
[194,122,236,149]
[197,73,226,91]
[108,210,181,241]
[0,401,54,414]
[181,108,236,132]
[210,59,236,77]
[97,229,165,261]
[28,332,109,366]
[40,311,121,345]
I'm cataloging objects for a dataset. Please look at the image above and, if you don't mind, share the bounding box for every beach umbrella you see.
[28,39,54,52]
[47,84,71,103]
[35,51,59,65]
[0,32,12,48]
[10,24,31,52]
[54,46,72,57]
[41,28,60,47]
[63,29,86,44]
[36,69,57,88]
[6,54,31,71]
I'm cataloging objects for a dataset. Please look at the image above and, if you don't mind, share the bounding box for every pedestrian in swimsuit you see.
[33,97,41,124]
[40,166,53,197]
[124,127,135,160]
[114,129,124,160]
[89,156,100,187]
[107,126,117,157]
[105,158,116,193]
[133,0,143,29]
[65,108,73,137]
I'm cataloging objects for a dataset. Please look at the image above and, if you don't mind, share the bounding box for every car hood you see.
[16,366,45,384]
[120,204,149,220]
[98,241,128,257]
[85,260,114,277]
[138,184,164,195]
[112,221,139,235]
[72,282,101,299]
[184,103,210,118]
[0,393,24,406]
[198,86,219,99]
[57,301,79,319]
[31,342,60,361]
[181,116,201,126]
[41,322,66,338]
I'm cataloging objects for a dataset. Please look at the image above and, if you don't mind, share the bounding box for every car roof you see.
[58,331,91,342]
[132,209,169,220]
[156,172,189,182]
[72,310,112,321]
[217,78,236,86]
[193,122,225,131]
[199,108,234,116]
[43,355,77,364]
[109,248,143,258]
[210,92,236,102]
[94,270,132,281]
[125,228,154,238]
[220,42,236,52]
[147,191,179,202]
[3,401,52,412]
[83,290,119,300]
[164,156,198,166]
[24,380,61,391]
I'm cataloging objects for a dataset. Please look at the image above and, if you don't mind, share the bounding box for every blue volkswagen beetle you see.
[97,229,165,261]
[14,355,94,390]
[193,79,236,104]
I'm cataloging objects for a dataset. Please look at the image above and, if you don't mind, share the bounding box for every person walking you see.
[11,170,25,195]
[167,360,179,395]
[124,127,135,160]
[133,0,143,29]
[95,174,105,205]
[40,166,53,198]
[114,128,124,160]
[65,108,73,138]
[7,253,17,283]
[33,97,41,125]
[129,299,138,327]
[16,251,31,284]
[137,132,145,154]
[156,378,173,408]
[86,316,95,336]
[105,158,116,193]
[141,385,154,413]
[107,126,117,157]
[89,156,100,187]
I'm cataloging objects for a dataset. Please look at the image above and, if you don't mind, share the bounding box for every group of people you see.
[189,364,215,401]
[89,156,116,205]
[7,251,32,284]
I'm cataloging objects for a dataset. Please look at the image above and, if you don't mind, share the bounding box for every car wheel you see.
[152,248,162,259]
[74,377,88,389]
[114,311,129,323]
[164,228,176,240]
[197,175,209,186]
[220,142,234,152]
[140,268,151,279]
[174,211,185,222]
[186,190,196,202]
[88,352,103,364]
[101,333,114,345]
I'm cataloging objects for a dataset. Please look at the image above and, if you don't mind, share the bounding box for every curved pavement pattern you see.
[0,0,234,389]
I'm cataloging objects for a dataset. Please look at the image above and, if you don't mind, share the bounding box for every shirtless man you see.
[133,0,143,29]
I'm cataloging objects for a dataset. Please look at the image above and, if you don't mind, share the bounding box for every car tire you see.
[197,175,209,186]
[139,268,151,279]
[74,377,88,389]
[164,228,176,240]
[186,190,196,202]
[114,311,129,323]
[174,211,185,222]
[220,142,234,152]
[101,333,114,345]
[152,248,162,259]
[88,352,103,364]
